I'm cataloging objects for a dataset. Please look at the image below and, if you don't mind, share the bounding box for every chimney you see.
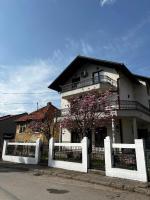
[47,102,52,107]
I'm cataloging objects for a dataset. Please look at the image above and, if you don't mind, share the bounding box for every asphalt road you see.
[0,167,149,200]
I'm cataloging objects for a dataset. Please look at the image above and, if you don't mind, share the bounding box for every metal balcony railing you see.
[61,75,117,93]
[60,100,150,117]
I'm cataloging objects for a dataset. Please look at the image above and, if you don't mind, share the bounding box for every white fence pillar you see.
[82,137,89,172]
[35,139,41,164]
[48,137,54,167]
[2,140,8,160]
[104,136,113,175]
[135,139,147,182]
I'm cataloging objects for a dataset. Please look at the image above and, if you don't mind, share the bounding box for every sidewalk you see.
[0,160,150,196]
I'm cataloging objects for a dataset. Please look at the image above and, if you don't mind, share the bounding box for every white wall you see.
[62,128,71,142]
[119,73,135,101]
[134,80,149,107]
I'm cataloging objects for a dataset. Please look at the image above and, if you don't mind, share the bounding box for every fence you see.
[2,139,41,165]
[104,136,147,182]
[48,137,89,172]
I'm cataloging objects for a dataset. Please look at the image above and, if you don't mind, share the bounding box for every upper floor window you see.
[19,124,26,133]
[93,70,104,84]
[146,82,150,95]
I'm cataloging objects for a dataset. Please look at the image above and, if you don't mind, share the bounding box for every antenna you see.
[37,102,39,110]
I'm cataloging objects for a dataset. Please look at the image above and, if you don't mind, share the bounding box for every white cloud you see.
[0,58,61,116]
[100,0,116,7]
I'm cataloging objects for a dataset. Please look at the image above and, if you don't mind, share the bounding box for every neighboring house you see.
[49,55,150,149]
[0,113,27,154]
[15,102,60,144]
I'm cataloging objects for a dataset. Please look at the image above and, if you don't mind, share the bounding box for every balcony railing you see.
[61,75,117,93]
[60,100,150,117]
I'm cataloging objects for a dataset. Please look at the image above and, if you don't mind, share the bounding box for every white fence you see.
[2,139,41,165]
[104,136,147,182]
[48,137,89,172]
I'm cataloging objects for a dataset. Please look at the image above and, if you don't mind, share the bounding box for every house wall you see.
[134,80,150,107]
[59,62,150,144]
[61,128,71,142]
[119,73,135,101]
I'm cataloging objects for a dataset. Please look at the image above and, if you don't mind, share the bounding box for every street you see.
[0,167,149,200]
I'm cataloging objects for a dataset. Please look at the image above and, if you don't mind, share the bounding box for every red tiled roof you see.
[16,103,58,122]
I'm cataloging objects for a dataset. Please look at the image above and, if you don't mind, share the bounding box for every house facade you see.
[0,113,27,155]
[15,102,60,144]
[49,56,150,149]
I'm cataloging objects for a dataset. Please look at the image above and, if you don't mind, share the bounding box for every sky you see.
[0,0,150,115]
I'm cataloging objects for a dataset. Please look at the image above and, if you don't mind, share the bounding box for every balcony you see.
[60,100,150,117]
[61,75,117,93]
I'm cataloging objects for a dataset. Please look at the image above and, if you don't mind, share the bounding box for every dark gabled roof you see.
[48,55,139,92]
[0,113,28,121]
[134,74,150,83]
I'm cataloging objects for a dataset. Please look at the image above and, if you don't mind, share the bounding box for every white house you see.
[49,55,150,149]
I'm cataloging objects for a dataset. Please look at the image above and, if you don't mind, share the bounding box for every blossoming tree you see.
[61,89,116,148]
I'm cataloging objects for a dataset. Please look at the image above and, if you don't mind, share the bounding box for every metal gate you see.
[90,147,105,171]
[145,149,150,181]
[40,144,49,165]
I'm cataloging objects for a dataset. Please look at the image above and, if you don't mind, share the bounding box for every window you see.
[93,70,104,84]
[19,124,26,133]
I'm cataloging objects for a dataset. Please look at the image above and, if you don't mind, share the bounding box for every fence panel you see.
[48,137,89,172]
[104,136,147,182]
[2,139,41,165]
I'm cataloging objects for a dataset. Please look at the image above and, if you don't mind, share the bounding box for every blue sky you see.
[0,0,150,115]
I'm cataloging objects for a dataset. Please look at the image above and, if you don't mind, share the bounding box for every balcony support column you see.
[133,118,138,139]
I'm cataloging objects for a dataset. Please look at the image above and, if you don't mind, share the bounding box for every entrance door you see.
[95,127,107,148]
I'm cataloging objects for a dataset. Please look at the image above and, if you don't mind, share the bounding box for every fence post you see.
[82,137,89,172]
[135,139,147,182]
[104,136,113,176]
[35,139,41,164]
[48,137,54,167]
[2,140,8,160]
